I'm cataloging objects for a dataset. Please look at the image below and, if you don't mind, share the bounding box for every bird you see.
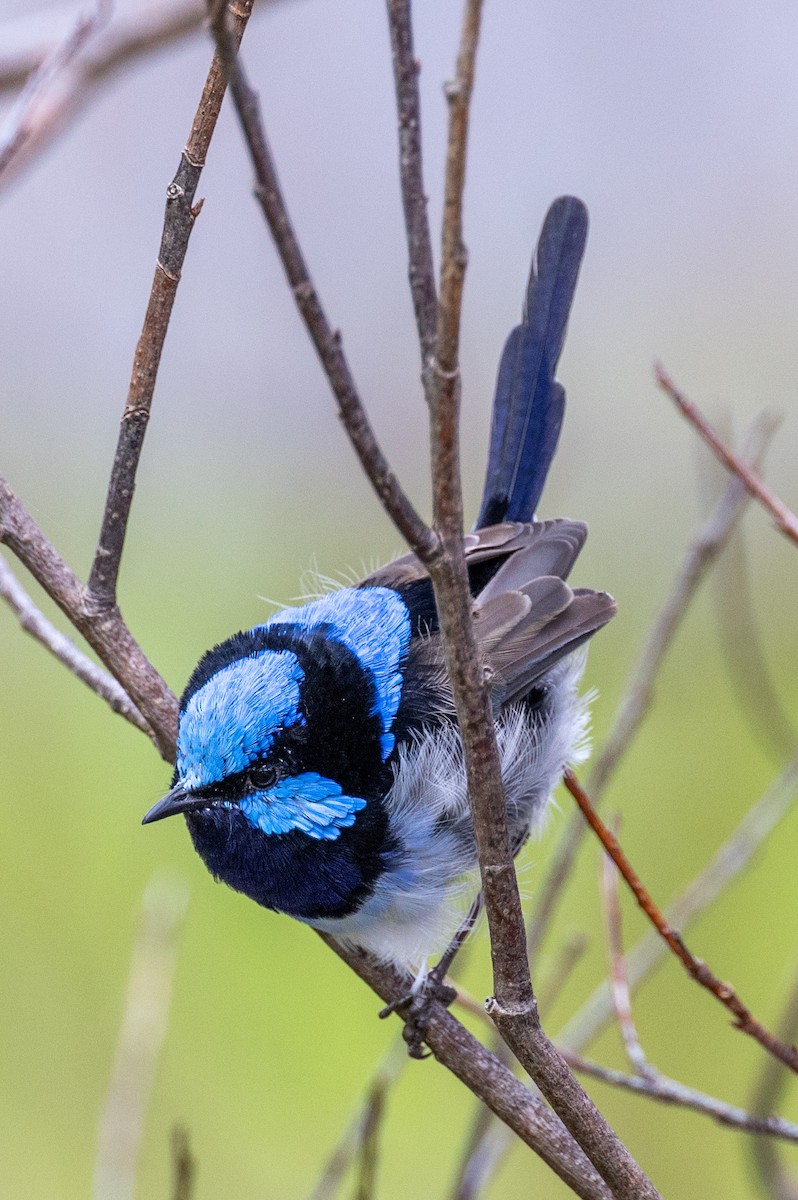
[143,195,615,996]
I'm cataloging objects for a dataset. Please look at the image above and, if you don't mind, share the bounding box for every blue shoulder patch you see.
[264,587,410,760]
[238,772,366,840]
[177,650,305,790]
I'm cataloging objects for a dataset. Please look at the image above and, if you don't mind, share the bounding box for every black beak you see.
[142,785,199,825]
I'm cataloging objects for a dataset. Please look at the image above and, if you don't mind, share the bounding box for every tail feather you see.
[476,196,588,528]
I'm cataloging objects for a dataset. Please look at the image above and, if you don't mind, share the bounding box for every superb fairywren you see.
[143,197,615,975]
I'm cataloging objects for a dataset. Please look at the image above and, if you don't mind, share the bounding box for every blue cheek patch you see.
[264,587,410,760]
[238,773,366,841]
[178,650,305,791]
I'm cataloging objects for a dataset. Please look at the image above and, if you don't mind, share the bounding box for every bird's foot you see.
[379,974,457,1059]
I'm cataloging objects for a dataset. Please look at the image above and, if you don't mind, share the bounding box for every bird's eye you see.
[247,762,279,791]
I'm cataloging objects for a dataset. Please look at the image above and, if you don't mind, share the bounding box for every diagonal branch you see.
[86,0,256,610]
[0,476,177,756]
[0,0,110,187]
[206,1,436,560]
[386,0,438,377]
[0,552,152,740]
[565,767,798,1074]
[656,362,798,548]
[563,1051,798,1144]
[321,936,613,1200]
[526,411,778,967]
[459,750,798,1199]
[560,746,798,1053]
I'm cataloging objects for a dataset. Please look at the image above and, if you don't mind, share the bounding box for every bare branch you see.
[750,964,798,1199]
[0,476,178,757]
[354,1080,387,1200]
[563,1051,798,1145]
[0,552,152,739]
[601,833,653,1079]
[386,0,438,376]
[321,935,614,1200]
[93,874,189,1200]
[0,2,205,94]
[559,748,798,1054]
[565,767,798,1074]
[656,362,798,547]
[0,0,110,188]
[87,0,257,610]
[206,0,436,560]
[526,411,779,967]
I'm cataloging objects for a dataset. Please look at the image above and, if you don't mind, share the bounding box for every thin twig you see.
[93,874,189,1200]
[354,1080,387,1200]
[565,767,798,1074]
[170,1127,196,1200]
[526,411,779,967]
[0,0,110,187]
[656,362,798,547]
[563,1051,798,1144]
[0,476,178,757]
[601,831,653,1079]
[456,749,798,1199]
[698,422,797,760]
[86,0,256,610]
[0,552,152,738]
[386,0,438,377]
[560,747,798,1054]
[0,2,205,94]
[309,1038,407,1200]
[749,964,798,1199]
[206,0,436,561]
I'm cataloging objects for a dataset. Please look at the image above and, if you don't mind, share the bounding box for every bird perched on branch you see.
[143,196,614,994]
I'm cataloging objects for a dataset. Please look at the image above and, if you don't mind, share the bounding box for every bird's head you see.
[141,588,412,917]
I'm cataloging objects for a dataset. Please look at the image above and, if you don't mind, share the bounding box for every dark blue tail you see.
[476,196,588,528]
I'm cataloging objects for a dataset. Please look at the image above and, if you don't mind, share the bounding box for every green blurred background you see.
[2,1,798,1196]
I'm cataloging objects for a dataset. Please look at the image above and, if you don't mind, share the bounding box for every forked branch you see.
[565,768,798,1074]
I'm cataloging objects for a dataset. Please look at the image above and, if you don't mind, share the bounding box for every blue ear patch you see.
[264,587,410,760]
[178,650,305,790]
[238,772,366,840]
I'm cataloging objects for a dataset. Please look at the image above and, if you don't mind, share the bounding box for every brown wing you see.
[362,519,615,711]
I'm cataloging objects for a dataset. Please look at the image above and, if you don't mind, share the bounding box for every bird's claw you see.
[379,977,457,1058]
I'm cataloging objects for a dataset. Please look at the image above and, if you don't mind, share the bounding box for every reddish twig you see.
[565,768,798,1074]
[656,362,798,548]
[87,0,256,610]
[526,411,778,969]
